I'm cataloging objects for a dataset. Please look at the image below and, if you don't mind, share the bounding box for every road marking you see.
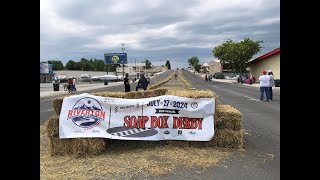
[244,96,261,102]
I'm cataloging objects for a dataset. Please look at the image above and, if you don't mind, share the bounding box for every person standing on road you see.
[268,70,275,101]
[124,73,131,92]
[259,70,270,102]
[136,74,149,91]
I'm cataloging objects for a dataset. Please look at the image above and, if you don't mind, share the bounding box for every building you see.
[208,59,223,74]
[116,63,145,74]
[40,62,54,83]
[200,63,210,73]
[247,48,280,80]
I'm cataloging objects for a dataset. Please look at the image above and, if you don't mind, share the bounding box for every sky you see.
[40,0,280,69]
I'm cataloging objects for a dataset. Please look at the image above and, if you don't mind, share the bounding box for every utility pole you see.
[121,43,125,77]
[135,58,137,80]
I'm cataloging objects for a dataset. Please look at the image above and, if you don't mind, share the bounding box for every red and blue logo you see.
[67,97,105,130]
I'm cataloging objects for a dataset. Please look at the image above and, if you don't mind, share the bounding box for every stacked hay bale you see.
[45,116,105,156]
[213,105,243,148]
[46,88,243,156]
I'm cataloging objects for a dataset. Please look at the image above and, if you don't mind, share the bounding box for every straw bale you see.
[49,136,105,156]
[45,116,106,156]
[211,129,243,148]
[215,105,242,130]
[45,116,60,138]
[52,97,64,115]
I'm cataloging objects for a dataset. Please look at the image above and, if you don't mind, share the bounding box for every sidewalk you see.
[40,71,167,98]
[40,81,124,98]
[190,70,280,90]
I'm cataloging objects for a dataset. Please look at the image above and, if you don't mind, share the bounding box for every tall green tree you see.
[165,60,171,70]
[194,64,201,72]
[142,59,152,68]
[65,60,76,70]
[187,57,199,69]
[213,38,262,82]
[47,60,64,70]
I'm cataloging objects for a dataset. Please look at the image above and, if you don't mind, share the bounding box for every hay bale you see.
[45,116,60,138]
[49,136,106,156]
[52,97,64,115]
[92,91,127,98]
[45,116,106,156]
[167,89,217,99]
[215,105,242,130]
[211,129,243,148]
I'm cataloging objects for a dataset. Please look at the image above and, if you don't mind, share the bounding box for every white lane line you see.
[244,96,261,102]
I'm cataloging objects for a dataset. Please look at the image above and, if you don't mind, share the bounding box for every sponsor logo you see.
[164,130,170,134]
[119,105,135,110]
[178,130,182,135]
[67,97,105,130]
[191,102,198,109]
[188,131,196,135]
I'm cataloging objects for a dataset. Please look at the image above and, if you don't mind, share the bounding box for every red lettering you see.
[151,116,157,128]
[68,110,73,118]
[123,116,130,127]
[198,118,203,129]
[162,116,169,128]
[142,116,149,128]
[76,110,81,115]
[85,110,90,115]
[99,111,105,119]
[173,116,179,129]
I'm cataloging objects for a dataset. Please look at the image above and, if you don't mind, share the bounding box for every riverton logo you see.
[67,97,105,129]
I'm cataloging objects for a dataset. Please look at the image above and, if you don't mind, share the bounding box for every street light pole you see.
[121,43,125,77]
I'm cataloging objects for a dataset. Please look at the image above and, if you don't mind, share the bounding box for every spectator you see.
[259,70,270,102]
[268,70,275,100]
[124,73,131,92]
[136,74,149,91]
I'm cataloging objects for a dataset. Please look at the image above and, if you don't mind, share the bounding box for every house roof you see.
[202,63,210,67]
[247,48,280,65]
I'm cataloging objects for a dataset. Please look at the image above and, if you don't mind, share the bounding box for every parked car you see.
[80,74,91,82]
[91,76,101,82]
[213,72,225,79]
[57,74,68,83]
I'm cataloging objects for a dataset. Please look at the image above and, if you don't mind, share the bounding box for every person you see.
[268,70,275,101]
[136,74,149,91]
[259,70,270,101]
[175,74,177,80]
[205,74,208,81]
[67,78,73,93]
[124,73,131,92]
[72,77,77,91]
[249,74,254,85]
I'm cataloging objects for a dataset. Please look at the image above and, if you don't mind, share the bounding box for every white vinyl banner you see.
[59,93,215,141]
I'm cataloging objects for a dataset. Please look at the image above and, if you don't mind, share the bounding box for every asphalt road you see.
[157,70,280,180]
[40,70,173,125]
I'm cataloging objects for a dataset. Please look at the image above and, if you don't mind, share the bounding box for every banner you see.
[104,53,127,64]
[59,93,215,141]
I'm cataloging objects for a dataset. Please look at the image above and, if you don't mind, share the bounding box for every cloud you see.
[40,0,280,68]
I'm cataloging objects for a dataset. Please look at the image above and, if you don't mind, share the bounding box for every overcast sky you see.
[40,0,280,68]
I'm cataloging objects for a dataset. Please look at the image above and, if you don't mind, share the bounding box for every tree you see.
[213,38,262,82]
[194,64,201,72]
[65,60,76,70]
[142,59,152,68]
[165,60,171,70]
[187,57,199,69]
[47,60,64,70]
